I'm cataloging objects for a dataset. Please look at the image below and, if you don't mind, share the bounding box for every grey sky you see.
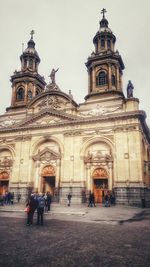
[0,0,150,126]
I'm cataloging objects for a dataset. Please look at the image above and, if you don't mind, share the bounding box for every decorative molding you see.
[79,105,120,117]
[32,147,61,162]
[0,156,13,168]
[37,95,67,110]
[84,150,113,163]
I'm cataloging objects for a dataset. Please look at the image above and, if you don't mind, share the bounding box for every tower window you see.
[24,58,27,68]
[101,39,105,48]
[96,71,108,86]
[16,88,24,101]
[27,90,32,100]
[29,59,33,68]
[111,75,116,86]
[107,39,111,48]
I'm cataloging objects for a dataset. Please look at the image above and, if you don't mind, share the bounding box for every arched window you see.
[27,90,32,100]
[111,75,116,86]
[16,88,24,101]
[24,58,27,68]
[107,39,111,49]
[96,71,108,86]
[101,39,105,48]
[29,59,33,68]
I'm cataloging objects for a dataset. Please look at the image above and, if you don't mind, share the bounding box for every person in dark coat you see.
[46,192,52,212]
[104,193,110,207]
[88,192,96,207]
[37,193,45,225]
[26,194,38,226]
[67,193,72,206]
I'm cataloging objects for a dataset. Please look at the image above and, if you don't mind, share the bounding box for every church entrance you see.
[92,168,109,203]
[0,171,9,195]
[43,176,55,195]
[41,165,58,200]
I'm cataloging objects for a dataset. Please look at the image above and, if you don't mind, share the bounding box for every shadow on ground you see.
[119,209,150,225]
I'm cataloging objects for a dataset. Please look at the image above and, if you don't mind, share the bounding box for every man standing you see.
[37,193,45,225]
[46,192,52,212]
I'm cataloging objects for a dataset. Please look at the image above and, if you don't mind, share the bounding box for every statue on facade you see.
[127,80,134,98]
[49,68,59,84]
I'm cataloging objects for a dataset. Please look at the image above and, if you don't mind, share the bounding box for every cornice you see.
[0,110,149,141]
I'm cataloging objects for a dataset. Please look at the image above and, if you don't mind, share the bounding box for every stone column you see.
[108,162,113,190]
[116,66,119,90]
[35,160,40,191]
[108,64,111,89]
[55,159,60,188]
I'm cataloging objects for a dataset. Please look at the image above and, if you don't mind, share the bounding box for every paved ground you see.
[0,204,150,267]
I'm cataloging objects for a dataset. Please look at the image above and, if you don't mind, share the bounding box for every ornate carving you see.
[0,156,13,168]
[0,118,16,127]
[32,147,61,162]
[92,168,108,178]
[79,105,120,117]
[64,130,82,137]
[41,165,55,176]
[37,95,67,110]
[84,150,113,163]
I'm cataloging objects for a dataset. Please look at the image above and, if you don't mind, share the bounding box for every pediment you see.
[28,91,78,112]
[15,109,79,128]
[32,147,61,162]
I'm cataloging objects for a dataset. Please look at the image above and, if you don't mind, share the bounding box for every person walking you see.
[37,193,45,225]
[67,192,72,206]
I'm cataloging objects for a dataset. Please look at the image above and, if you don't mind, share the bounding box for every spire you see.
[85,10,125,99]
[20,30,40,72]
[93,9,116,54]
[100,8,109,28]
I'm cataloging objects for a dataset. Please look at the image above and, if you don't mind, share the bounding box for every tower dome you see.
[20,30,40,72]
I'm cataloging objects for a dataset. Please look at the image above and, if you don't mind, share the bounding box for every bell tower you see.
[8,31,46,110]
[85,9,125,100]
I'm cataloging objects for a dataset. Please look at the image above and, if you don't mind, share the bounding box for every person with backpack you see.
[37,193,45,225]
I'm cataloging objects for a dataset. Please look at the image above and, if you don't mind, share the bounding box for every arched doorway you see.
[0,171,9,194]
[92,168,109,203]
[41,165,56,195]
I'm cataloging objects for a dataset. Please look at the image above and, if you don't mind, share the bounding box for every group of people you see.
[26,192,52,226]
[87,191,116,207]
[0,191,15,205]
[103,192,116,207]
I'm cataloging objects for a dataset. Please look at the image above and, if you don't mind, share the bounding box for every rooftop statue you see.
[49,68,59,84]
[127,80,134,98]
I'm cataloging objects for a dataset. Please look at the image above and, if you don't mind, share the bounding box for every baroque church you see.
[0,10,150,205]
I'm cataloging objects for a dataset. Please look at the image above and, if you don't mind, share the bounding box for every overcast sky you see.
[0,0,150,126]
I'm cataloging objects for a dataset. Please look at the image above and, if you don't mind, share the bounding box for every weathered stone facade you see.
[0,12,150,206]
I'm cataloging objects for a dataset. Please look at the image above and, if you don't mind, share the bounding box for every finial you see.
[101,8,107,19]
[30,30,35,39]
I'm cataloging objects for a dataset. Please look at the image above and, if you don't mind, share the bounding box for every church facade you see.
[0,11,150,205]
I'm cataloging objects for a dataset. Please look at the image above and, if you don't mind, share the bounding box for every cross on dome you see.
[30,30,35,39]
[101,8,107,19]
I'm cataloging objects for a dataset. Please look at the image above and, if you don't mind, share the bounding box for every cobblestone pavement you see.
[0,204,150,267]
